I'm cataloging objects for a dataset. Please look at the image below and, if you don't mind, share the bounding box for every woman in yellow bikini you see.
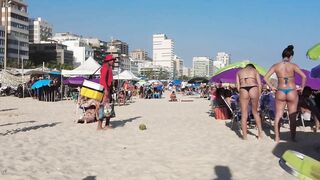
[264,45,306,142]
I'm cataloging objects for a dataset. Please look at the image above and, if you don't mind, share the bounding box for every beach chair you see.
[279,150,320,179]
[297,111,317,131]
[221,95,240,129]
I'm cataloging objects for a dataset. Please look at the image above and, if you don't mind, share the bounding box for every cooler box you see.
[80,80,104,101]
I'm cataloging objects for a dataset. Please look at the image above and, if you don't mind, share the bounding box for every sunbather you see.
[170,91,178,102]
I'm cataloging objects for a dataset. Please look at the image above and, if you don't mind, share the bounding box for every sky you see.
[28,0,320,70]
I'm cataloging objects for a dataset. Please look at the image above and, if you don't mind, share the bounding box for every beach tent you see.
[113,70,139,80]
[63,77,99,86]
[61,57,101,76]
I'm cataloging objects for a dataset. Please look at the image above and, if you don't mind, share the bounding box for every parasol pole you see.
[22,57,24,98]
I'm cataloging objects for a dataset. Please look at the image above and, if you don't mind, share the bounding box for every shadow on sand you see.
[0,122,61,136]
[272,131,320,161]
[110,116,141,128]
[213,165,232,180]
[0,108,18,112]
[225,120,258,139]
[0,120,36,127]
[82,176,96,180]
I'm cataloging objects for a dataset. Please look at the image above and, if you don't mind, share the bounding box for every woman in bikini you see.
[236,64,263,140]
[264,45,306,142]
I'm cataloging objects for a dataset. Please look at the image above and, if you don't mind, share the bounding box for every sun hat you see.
[104,54,116,62]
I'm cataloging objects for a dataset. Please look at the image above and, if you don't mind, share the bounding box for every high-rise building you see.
[107,39,129,56]
[0,26,4,65]
[130,49,148,60]
[153,34,174,78]
[173,55,183,78]
[0,0,29,63]
[183,67,191,77]
[192,56,214,77]
[29,17,53,43]
[214,52,230,69]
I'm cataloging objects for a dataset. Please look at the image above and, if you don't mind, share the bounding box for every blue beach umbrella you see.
[31,79,52,89]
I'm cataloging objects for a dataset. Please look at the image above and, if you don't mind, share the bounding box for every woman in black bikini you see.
[264,45,306,142]
[236,64,263,140]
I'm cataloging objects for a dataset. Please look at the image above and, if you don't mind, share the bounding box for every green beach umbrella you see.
[307,43,320,60]
[214,60,267,76]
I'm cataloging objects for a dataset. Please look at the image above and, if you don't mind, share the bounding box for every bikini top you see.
[277,76,294,85]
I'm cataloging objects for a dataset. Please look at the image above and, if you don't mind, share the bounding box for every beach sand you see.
[0,92,319,180]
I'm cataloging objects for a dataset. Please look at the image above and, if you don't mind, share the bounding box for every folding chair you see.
[221,95,241,130]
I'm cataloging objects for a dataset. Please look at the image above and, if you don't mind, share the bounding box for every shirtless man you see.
[236,64,263,140]
[264,45,306,142]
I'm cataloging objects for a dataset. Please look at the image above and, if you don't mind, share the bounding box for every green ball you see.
[139,124,147,130]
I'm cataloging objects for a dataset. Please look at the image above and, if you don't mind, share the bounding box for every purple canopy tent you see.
[295,69,320,90]
[63,77,100,86]
[210,68,264,83]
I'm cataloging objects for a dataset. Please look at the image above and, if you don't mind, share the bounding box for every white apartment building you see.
[214,52,230,69]
[29,17,53,43]
[0,0,29,62]
[82,37,100,48]
[183,66,191,77]
[130,49,149,60]
[51,32,80,42]
[173,55,183,78]
[61,40,93,66]
[192,56,214,78]
[52,33,94,66]
[153,34,174,78]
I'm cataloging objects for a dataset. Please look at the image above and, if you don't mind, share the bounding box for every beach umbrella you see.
[306,43,320,60]
[31,79,52,89]
[171,80,182,86]
[210,68,264,83]
[214,60,267,76]
[310,64,320,78]
[294,69,320,90]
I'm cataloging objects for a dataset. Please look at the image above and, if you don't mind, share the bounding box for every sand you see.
[0,92,319,180]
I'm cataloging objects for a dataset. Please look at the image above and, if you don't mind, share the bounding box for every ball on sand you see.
[139,124,147,130]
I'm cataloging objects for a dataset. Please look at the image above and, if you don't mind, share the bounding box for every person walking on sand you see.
[264,45,306,142]
[236,63,263,140]
[98,54,116,130]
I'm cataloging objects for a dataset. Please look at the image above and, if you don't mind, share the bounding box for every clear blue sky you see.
[28,0,320,70]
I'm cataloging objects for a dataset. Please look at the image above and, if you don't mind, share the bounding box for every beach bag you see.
[98,103,115,119]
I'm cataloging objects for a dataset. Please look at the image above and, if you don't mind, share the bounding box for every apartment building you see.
[0,0,29,63]
[192,56,214,77]
[29,17,53,43]
[153,33,174,78]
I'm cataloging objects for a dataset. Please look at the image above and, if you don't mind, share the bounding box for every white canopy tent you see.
[61,57,101,76]
[113,70,139,80]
